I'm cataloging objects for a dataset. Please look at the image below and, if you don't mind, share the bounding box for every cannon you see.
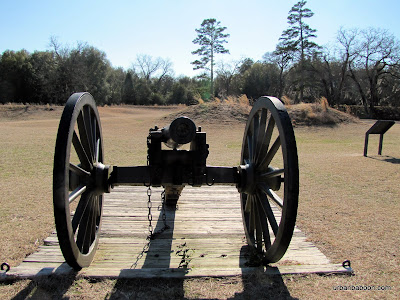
[53,92,299,270]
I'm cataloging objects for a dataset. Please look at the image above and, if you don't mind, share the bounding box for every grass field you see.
[0,104,399,299]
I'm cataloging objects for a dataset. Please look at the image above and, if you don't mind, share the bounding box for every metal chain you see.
[146,132,153,236]
[146,186,169,239]
[132,132,162,269]
[147,186,153,236]
[149,190,170,240]
[159,190,169,230]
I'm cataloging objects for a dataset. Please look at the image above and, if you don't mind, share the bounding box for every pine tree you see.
[191,18,230,99]
[279,0,320,102]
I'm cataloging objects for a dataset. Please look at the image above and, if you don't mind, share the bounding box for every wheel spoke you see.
[247,134,254,164]
[259,182,283,208]
[256,194,271,249]
[92,116,98,161]
[72,192,91,233]
[95,138,101,164]
[89,196,97,248]
[69,163,91,177]
[259,168,284,179]
[252,113,259,164]
[255,109,267,163]
[77,110,94,163]
[84,106,95,156]
[242,194,251,231]
[248,195,256,243]
[76,196,95,253]
[72,130,92,170]
[69,185,87,203]
[256,115,275,166]
[95,195,102,224]
[254,199,263,251]
[260,136,281,171]
[257,191,278,236]
[244,193,252,213]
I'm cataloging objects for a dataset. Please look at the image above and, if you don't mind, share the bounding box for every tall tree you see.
[122,71,136,104]
[264,42,293,98]
[279,0,320,102]
[191,18,230,99]
[0,50,32,103]
[241,62,279,100]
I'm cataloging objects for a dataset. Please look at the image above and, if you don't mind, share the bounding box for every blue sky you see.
[1,0,399,77]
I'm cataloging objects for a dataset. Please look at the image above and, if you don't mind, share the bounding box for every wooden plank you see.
[4,186,352,279]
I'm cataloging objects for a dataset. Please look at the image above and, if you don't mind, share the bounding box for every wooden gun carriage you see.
[53,92,299,270]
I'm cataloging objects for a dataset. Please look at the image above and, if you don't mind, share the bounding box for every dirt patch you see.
[164,101,357,127]
[288,103,358,126]
[163,102,251,125]
[0,104,64,121]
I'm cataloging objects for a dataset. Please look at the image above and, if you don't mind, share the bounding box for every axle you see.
[108,165,239,187]
[99,117,281,203]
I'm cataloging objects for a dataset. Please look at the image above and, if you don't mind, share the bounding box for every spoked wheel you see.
[238,96,299,264]
[53,92,110,270]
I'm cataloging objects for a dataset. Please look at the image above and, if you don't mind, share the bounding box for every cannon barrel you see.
[161,116,197,149]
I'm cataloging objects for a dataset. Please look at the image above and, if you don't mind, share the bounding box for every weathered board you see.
[2,186,352,279]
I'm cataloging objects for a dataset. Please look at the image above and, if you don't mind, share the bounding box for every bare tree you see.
[314,29,357,106]
[341,28,400,116]
[133,54,173,82]
[215,60,241,97]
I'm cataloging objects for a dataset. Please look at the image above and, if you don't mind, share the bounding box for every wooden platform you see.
[2,186,352,279]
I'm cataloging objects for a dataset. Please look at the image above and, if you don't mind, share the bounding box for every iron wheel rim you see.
[53,92,104,270]
[239,96,299,263]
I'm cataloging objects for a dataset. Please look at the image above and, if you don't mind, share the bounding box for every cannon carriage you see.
[53,92,299,270]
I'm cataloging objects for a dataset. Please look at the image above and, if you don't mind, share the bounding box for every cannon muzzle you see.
[156,117,197,149]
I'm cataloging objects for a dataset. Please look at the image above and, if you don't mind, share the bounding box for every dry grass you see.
[1,105,399,299]
[281,95,293,107]
[288,102,357,126]
[165,101,251,125]
[167,98,357,128]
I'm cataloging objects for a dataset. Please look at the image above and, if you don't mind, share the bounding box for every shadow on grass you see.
[366,155,400,164]
[228,246,296,300]
[9,273,77,300]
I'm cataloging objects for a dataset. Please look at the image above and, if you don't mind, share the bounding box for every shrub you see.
[319,96,329,112]
[281,95,293,107]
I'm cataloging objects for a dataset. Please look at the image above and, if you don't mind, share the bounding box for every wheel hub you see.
[237,164,282,194]
[91,163,112,194]
[237,163,257,194]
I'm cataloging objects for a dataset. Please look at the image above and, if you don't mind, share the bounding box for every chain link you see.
[147,186,153,236]
[146,131,153,236]
[160,190,167,228]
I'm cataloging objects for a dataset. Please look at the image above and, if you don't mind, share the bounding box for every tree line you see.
[1,1,399,118]
[0,39,208,106]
